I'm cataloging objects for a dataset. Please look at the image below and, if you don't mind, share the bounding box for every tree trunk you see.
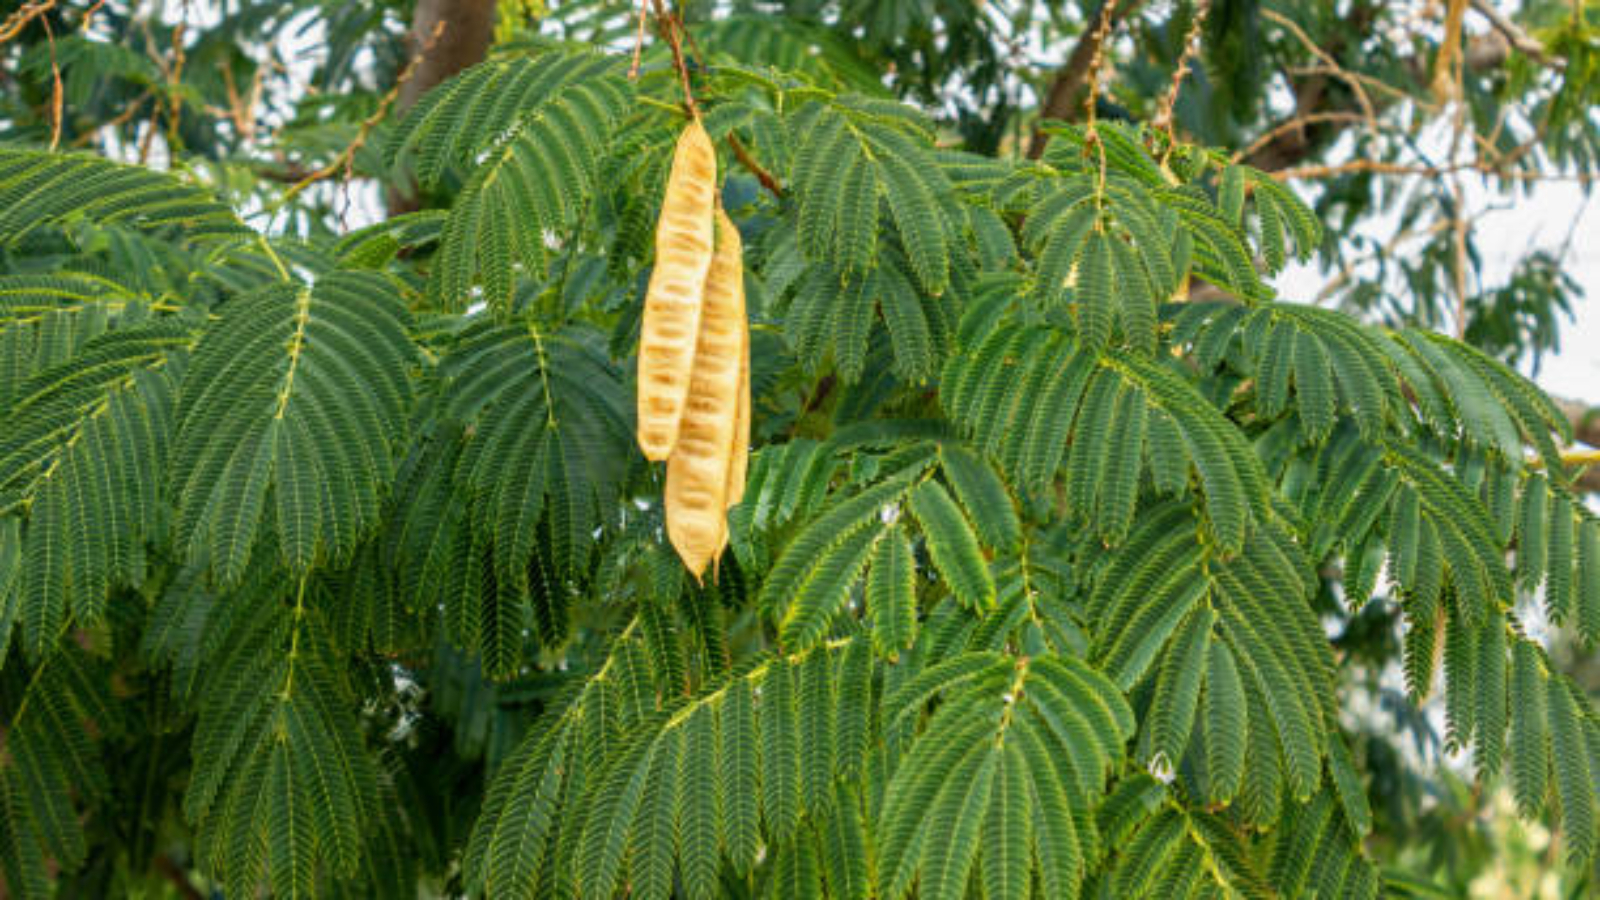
[1025,0,1148,159]
[388,0,499,213]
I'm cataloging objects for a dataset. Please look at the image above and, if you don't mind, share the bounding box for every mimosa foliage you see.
[0,38,1596,900]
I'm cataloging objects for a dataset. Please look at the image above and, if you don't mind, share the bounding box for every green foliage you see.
[0,150,248,245]
[173,271,415,585]
[385,50,633,314]
[0,10,1596,898]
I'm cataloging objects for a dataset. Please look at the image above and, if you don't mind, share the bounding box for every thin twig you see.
[1082,0,1120,130]
[276,20,447,207]
[218,62,259,143]
[1529,448,1600,469]
[74,90,149,147]
[165,11,188,151]
[1449,176,1471,339]
[727,132,782,198]
[675,3,709,74]
[0,0,55,45]
[1232,112,1370,164]
[1026,0,1147,159]
[41,14,61,151]
[1273,159,1598,183]
[1470,0,1562,69]
[1153,0,1209,156]
[1433,0,1467,101]
[648,0,698,118]
[1283,64,1422,107]
[78,0,106,30]
[1445,10,1471,341]
[1082,0,1119,196]
[1263,9,1387,129]
[628,0,649,80]
[137,104,159,164]
[1313,219,1452,304]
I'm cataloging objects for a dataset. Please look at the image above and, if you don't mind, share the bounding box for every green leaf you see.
[1548,680,1597,867]
[1547,500,1575,623]
[867,525,918,659]
[761,658,802,839]
[908,480,995,609]
[981,742,1033,900]
[780,523,881,651]
[174,273,414,586]
[1200,640,1247,805]
[720,679,762,874]
[0,149,246,245]
[387,52,630,312]
[1148,605,1214,769]
[938,445,1020,553]
[1077,228,1115,350]
[1218,165,1245,224]
[678,704,720,899]
[1579,518,1600,645]
[1509,640,1548,817]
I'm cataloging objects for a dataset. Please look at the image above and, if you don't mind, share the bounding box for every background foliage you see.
[0,0,1598,897]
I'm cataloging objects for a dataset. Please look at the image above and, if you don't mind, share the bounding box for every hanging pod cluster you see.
[637,118,751,579]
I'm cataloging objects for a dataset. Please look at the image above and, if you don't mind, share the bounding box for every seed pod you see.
[711,264,752,571]
[667,209,744,578]
[637,118,718,460]
[726,309,750,510]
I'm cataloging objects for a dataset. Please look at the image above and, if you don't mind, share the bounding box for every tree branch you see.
[727,132,783,198]
[281,20,446,208]
[1271,158,1596,183]
[1470,0,1563,69]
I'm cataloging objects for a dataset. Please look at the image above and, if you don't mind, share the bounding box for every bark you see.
[388,0,498,213]
[398,0,498,113]
[1025,0,1147,160]
[1558,399,1600,449]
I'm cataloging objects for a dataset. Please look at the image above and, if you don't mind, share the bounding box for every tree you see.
[0,0,1597,897]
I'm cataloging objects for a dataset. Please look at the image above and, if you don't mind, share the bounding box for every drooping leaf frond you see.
[0,648,118,900]
[385,320,631,675]
[786,97,957,295]
[0,319,186,656]
[944,312,1270,552]
[0,28,1594,900]
[387,50,633,313]
[181,580,381,898]
[0,149,248,246]
[172,271,414,585]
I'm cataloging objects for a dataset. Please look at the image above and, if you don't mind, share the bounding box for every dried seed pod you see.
[637,118,718,460]
[666,208,744,578]
[711,258,752,570]
[726,313,750,509]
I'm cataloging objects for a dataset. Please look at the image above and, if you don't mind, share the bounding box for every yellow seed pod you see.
[726,314,750,509]
[666,208,744,579]
[637,118,718,461]
[710,253,752,572]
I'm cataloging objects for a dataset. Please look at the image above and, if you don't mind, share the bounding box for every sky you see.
[1486,192,1599,402]
[1277,178,1599,412]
